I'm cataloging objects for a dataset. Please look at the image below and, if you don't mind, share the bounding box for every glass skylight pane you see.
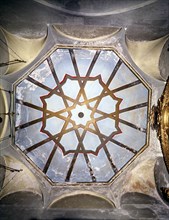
[44,117,65,135]
[45,94,66,112]
[27,141,54,170]
[120,106,148,129]
[62,79,80,99]
[73,49,96,77]
[15,122,48,151]
[50,49,76,82]
[16,79,48,107]
[88,148,115,182]
[97,95,117,113]
[116,84,149,109]
[15,103,42,127]
[90,50,119,84]
[84,79,103,99]
[113,123,146,151]
[60,131,78,152]
[70,154,93,183]
[106,141,134,170]
[83,131,101,152]
[97,118,116,136]
[29,60,56,89]
[108,63,138,90]
[46,148,74,182]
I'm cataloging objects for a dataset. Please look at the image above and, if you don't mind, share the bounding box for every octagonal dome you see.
[14,48,150,183]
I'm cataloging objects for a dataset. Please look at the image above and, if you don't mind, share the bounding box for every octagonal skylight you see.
[14,48,150,183]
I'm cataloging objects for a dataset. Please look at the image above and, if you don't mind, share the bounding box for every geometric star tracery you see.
[14,48,150,183]
[40,74,122,156]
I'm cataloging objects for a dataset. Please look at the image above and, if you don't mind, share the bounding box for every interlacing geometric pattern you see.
[41,74,122,155]
[15,48,150,183]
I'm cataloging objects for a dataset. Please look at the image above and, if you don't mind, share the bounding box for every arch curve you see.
[49,191,115,209]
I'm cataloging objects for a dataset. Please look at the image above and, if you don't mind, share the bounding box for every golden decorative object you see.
[155,77,169,171]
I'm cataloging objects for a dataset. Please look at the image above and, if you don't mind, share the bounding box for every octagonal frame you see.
[12,45,152,186]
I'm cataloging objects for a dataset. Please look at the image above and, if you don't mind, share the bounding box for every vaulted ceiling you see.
[0,0,168,40]
[0,1,169,219]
